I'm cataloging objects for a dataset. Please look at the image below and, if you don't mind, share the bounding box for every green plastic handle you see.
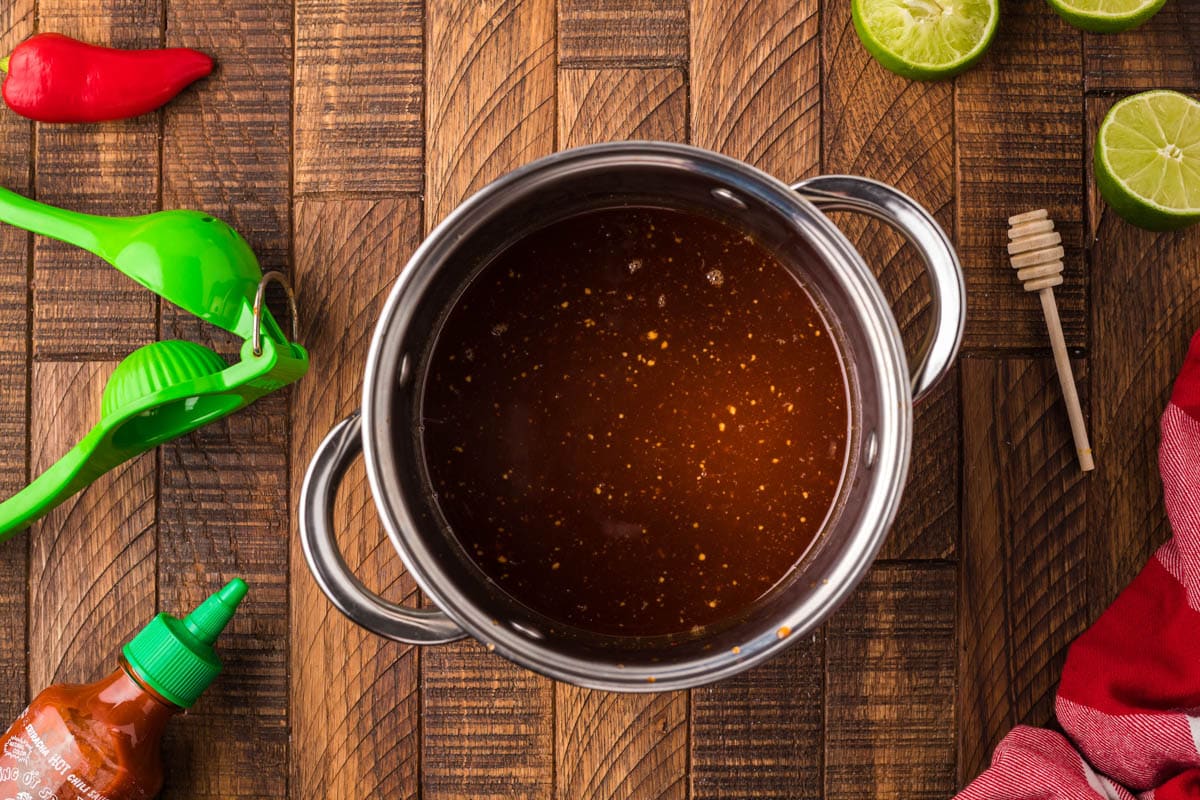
[0,187,281,342]
[0,187,309,537]
[0,336,308,540]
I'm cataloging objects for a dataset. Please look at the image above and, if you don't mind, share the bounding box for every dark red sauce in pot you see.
[420,206,849,637]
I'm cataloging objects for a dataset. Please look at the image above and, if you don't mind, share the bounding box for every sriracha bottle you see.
[0,579,247,799]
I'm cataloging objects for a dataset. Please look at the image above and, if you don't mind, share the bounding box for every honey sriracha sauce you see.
[0,579,247,800]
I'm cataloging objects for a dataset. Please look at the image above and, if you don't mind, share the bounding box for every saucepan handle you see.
[299,411,466,645]
[792,175,966,403]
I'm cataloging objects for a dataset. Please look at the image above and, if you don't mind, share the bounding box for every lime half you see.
[1045,0,1166,33]
[1096,91,1200,231]
[851,0,999,81]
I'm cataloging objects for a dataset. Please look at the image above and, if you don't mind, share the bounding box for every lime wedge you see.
[1045,0,1166,33]
[1095,91,1200,231]
[851,0,999,80]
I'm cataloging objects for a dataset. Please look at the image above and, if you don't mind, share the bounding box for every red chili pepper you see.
[0,33,213,123]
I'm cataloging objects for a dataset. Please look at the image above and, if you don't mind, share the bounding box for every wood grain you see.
[955,0,1085,351]
[558,0,688,68]
[294,0,424,195]
[554,60,690,800]
[887,373,959,559]
[825,564,957,800]
[422,651,554,800]
[424,0,556,229]
[821,0,955,344]
[1086,97,1200,611]
[0,0,34,722]
[290,197,424,800]
[557,691,688,800]
[155,398,290,799]
[32,0,160,359]
[559,68,687,146]
[3,1,1198,796]
[690,0,819,180]
[157,2,292,796]
[422,2,555,798]
[690,4,824,795]
[691,638,824,799]
[290,0,426,795]
[958,356,1089,784]
[161,0,292,347]
[28,362,157,688]
[821,0,957,560]
[1084,5,1200,92]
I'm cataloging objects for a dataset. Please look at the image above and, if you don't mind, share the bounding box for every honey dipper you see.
[1007,210,1094,472]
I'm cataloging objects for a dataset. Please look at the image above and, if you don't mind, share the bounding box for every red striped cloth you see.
[958,329,1200,800]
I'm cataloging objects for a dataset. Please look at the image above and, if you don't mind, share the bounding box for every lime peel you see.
[1045,0,1166,33]
[1096,90,1200,231]
[851,0,999,80]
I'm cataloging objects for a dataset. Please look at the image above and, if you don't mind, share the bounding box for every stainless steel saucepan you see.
[299,142,965,691]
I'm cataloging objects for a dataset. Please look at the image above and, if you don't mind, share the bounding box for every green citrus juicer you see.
[0,187,309,539]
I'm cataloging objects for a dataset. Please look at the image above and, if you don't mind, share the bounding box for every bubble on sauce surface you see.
[705,268,725,287]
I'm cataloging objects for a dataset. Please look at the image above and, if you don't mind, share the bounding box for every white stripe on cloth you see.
[1160,404,1200,611]
[1057,693,1200,789]
[1082,757,1124,800]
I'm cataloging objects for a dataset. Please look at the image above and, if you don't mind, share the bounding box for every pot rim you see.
[360,142,913,691]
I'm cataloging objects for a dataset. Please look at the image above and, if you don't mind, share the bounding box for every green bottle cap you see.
[122,578,248,708]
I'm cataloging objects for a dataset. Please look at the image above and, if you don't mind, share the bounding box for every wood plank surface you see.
[290,197,424,800]
[1,2,1198,799]
[689,4,824,795]
[290,1,426,796]
[1084,4,1200,92]
[157,400,291,799]
[161,0,292,346]
[554,62,690,800]
[558,691,688,800]
[424,0,556,229]
[821,0,957,560]
[821,3,959,791]
[558,68,688,146]
[0,0,34,723]
[28,362,157,687]
[558,0,688,68]
[31,0,160,359]
[691,640,824,800]
[690,0,820,181]
[421,2,556,798]
[1085,97,1200,610]
[155,3,293,797]
[26,0,161,708]
[959,356,1089,783]
[955,0,1085,351]
[294,0,424,195]
[825,564,957,800]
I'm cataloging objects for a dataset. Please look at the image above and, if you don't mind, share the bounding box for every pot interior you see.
[377,148,900,677]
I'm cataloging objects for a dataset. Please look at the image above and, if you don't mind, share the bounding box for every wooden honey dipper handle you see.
[1007,209,1095,472]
